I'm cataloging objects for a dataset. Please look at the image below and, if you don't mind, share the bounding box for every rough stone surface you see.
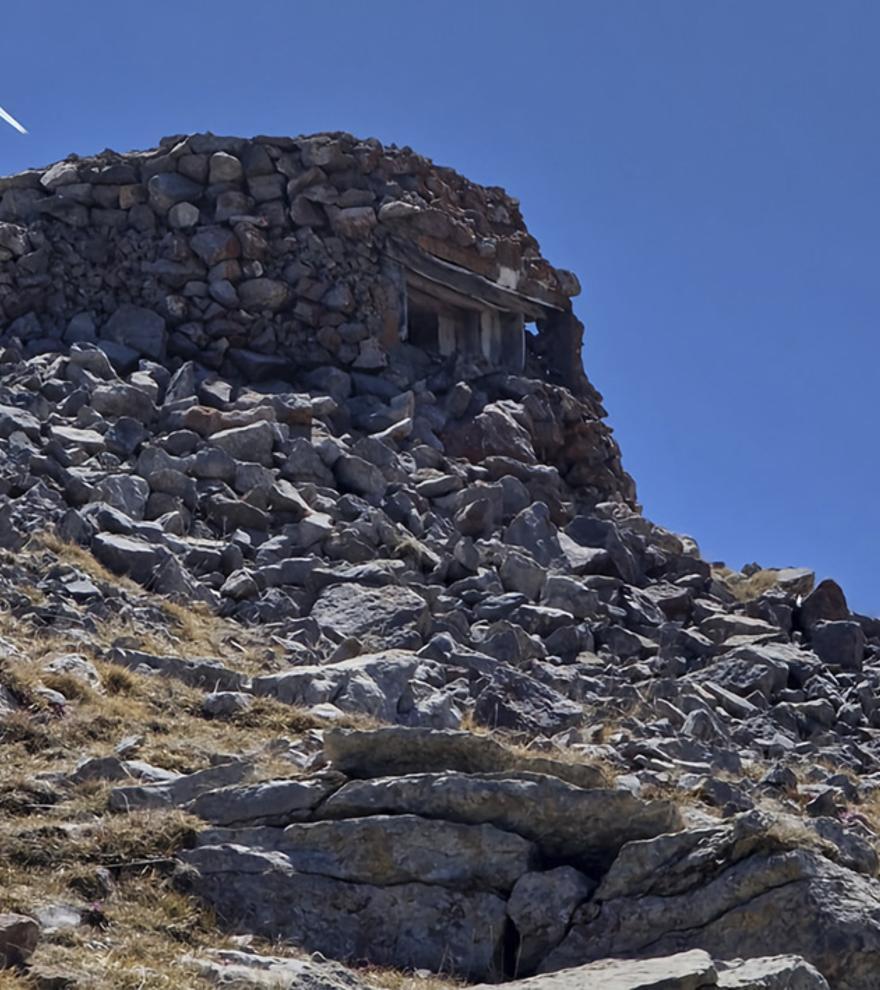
[177,844,508,979]
[0,130,878,990]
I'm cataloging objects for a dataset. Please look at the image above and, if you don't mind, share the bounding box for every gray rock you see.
[50,424,106,454]
[310,584,430,649]
[541,574,600,619]
[334,454,387,497]
[0,403,41,440]
[686,648,789,700]
[318,771,681,873]
[109,647,249,692]
[0,913,40,967]
[189,775,345,827]
[500,550,548,601]
[220,568,259,600]
[177,843,507,979]
[810,620,864,672]
[209,152,244,183]
[102,305,167,360]
[323,727,607,788]
[268,813,535,892]
[211,421,275,465]
[91,382,156,422]
[239,278,289,311]
[94,474,150,519]
[545,812,880,990]
[717,955,829,988]
[254,651,421,722]
[92,532,168,584]
[192,226,241,265]
[473,666,584,736]
[168,201,200,229]
[505,503,562,567]
[42,653,102,691]
[178,846,504,978]
[183,950,374,990]
[799,579,848,631]
[699,614,784,645]
[774,568,816,597]
[202,691,253,718]
[482,950,718,990]
[109,759,251,812]
[148,172,203,213]
[508,867,596,973]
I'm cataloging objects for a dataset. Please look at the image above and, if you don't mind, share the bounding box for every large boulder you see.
[543,812,880,990]
[507,867,596,973]
[810,620,865,672]
[176,844,508,980]
[209,814,536,892]
[317,771,681,873]
[798,579,848,632]
[443,400,537,464]
[189,775,345,827]
[473,665,584,736]
[505,503,562,567]
[310,583,430,649]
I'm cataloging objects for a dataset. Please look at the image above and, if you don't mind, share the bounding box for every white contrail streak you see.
[0,106,27,134]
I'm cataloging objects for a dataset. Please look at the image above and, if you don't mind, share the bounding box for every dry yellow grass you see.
[712,564,786,602]
[0,529,390,986]
[29,532,280,672]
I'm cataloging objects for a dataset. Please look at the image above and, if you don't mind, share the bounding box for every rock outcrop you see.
[0,132,878,990]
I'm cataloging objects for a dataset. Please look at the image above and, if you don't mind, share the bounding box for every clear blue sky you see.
[2,1,878,613]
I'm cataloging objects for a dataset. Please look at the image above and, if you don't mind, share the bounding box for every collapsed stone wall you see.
[0,130,634,506]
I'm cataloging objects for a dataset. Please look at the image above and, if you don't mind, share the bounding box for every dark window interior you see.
[407,302,440,351]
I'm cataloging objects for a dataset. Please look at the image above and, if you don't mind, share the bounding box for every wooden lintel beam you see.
[385,240,562,320]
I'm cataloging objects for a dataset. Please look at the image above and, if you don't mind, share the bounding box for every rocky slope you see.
[0,133,876,989]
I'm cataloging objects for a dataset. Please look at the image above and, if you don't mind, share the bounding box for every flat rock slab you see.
[189,774,346,827]
[184,949,376,989]
[479,950,717,990]
[109,647,249,692]
[176,844,507,980]
[324,726,607,789]
[193,813,534,893]
[316,771,681,872]
[717,955,830,988]
[109,759,251,813]
[275,813,535,892]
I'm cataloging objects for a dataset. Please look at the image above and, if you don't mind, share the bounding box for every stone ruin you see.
[0,130,634,509]
[0,134,865,990]
[0,131,592,396]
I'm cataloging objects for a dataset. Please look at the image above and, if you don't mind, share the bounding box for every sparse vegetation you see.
[712,564,788,602]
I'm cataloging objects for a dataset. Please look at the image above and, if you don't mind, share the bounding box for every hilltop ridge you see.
[0,134,875,990]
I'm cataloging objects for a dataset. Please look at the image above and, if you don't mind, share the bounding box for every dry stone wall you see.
[0,131,633,507]
[0,131,575,379]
